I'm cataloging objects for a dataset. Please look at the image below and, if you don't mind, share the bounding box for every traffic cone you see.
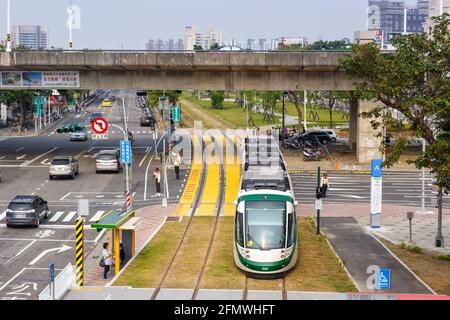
[335,160,341,170]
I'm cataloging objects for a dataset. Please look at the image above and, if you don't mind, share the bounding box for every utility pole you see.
[162,140,168,208]
[303,90,308,132]
[6,0,12,52]
[121,97,131,213]
[435,187,445,247]
[316,166,321,235]
[282,92,286,131]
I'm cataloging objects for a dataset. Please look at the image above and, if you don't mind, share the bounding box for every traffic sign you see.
[50,263,55,282]
[173,106,181,123]
[91,117,108,134]
[376,269,391,290]
[120,140,132,164]
[92,134,109,140]
[315,199,323,210]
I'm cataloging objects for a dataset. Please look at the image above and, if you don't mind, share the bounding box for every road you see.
[292,172,450,209]
[0,90,187,300]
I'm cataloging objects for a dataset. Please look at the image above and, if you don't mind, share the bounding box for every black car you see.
[5,195,49,228]
[140,114,155,127]
[300,131,332,145]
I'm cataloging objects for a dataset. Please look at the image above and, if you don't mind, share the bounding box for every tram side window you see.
[236,212,244,246]
[287,213,296,247]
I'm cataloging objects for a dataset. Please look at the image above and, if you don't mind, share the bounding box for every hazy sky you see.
[0,0,421,49]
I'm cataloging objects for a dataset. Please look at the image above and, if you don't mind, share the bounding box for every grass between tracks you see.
[113,218,189,288]
[379,238,450,295]
[115,217,357,292]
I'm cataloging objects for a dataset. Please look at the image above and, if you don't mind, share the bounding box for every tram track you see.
[150,134,207,300]
[150,133,227,300]
[242,275,288,300]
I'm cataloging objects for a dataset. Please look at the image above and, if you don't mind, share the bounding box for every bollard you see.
[75,218,84,286]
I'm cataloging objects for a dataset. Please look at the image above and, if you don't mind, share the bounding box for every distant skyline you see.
[0,0,424,49]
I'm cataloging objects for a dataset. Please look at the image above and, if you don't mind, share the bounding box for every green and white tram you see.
[234,135,298,276]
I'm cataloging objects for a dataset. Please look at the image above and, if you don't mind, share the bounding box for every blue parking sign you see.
[376,269,391,290]
[120,140,132,164]
[371,159,383,178]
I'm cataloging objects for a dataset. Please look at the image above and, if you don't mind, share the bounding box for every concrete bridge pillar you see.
[356,99,383,164]
[348,95,358,150]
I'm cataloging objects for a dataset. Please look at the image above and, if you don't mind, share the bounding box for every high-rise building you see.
[146,38,184,51]
[185,27,222,50]
[11,25,48,49]
[368,0,429,42]
[185,26,196,50]
[273,37,308,49]
[423,0,450,32]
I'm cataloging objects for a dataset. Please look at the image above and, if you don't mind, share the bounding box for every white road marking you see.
[90,210,106,222]
[40,158,51,166]
[0,156,4,160]
[29,245,72,265]
[144,155,155,201]
[138,147,152,167]
[10,240,37,261]
[0,268,27,291]
[15,147,25,152]
[0,210,6,221]
[49,211,65,222]
[21,147,58,167]
[16,154,27,160]
[62,211,77,222]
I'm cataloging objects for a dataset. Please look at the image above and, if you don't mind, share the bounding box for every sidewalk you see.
[321,217,433,294]
[84,204,177,286]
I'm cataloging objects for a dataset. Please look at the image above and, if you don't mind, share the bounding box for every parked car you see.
[70,129,88,141]
[49,156,79,180]
[5,195,49,228]
[96,150,121,173]
[318,129,338,142]
[89,112,103,123]
[300,131,332,145]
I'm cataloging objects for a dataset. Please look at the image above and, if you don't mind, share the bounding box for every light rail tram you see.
[234,135,298,277]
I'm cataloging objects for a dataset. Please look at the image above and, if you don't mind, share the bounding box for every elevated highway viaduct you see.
[0,51,382,163]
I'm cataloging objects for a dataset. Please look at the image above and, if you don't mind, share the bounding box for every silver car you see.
[96,150,121,173]
[49,156,79,180]
[70,129,88,141]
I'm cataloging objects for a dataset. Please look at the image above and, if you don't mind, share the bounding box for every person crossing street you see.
[320,173,329,198]
[173,152,181,180]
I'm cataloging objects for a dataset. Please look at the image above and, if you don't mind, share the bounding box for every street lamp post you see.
[282,92,286,131]
[303,90,308,132]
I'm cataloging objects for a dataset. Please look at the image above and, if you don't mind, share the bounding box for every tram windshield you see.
[245,200,286,250]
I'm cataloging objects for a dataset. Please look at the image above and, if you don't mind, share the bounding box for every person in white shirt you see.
[153,168,161,196]
[102,242,112,279]
[173,153,181,180]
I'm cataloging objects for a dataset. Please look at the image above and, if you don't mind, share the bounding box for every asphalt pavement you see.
[0,90,187,300]
[292,172,450,209]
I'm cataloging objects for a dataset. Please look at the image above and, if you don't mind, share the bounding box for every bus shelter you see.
[91,209,140,275]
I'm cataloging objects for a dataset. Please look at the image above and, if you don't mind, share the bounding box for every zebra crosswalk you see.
[0,209,112,225]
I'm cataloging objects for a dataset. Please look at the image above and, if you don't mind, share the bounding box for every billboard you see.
[0,71,80,88]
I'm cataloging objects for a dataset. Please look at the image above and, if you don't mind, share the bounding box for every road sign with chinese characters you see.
[120,140,132,164]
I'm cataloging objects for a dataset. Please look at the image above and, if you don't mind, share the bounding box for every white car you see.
[70,129,88,141]
[318,129,338,142]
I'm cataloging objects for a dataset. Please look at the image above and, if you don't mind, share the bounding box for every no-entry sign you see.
[91,117,108,134]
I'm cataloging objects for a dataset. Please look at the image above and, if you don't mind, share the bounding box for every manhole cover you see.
[166,216,182,222]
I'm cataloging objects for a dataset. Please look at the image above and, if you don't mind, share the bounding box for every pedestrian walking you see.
[173,153,181,180]
[153,168,161,196]
[102,243,112,279]
[320,173,329,198]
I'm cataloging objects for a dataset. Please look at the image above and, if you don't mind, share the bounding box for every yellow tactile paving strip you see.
[176,135,204,216]
[196,136,220,216]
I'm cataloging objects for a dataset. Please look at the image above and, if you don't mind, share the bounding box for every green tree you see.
[210,43,221,50]
[193,45,204,52]
[210,91,225,109]
[261,91,281,122]
[340,14,450,228]
[307,39,352,51]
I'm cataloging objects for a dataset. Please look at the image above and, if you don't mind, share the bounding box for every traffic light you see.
[316,187,322,199]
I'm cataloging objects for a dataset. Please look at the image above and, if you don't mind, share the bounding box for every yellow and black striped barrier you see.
[75,218,84,286]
